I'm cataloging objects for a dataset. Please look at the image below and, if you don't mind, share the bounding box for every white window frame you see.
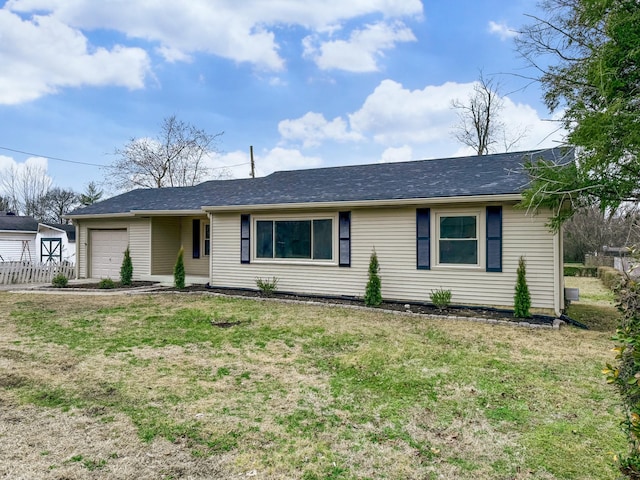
[252,213,338,266]
[434,209,484,269]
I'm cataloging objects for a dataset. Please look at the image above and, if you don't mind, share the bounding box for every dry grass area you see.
[564,276,620,331]
[0,291,625,479]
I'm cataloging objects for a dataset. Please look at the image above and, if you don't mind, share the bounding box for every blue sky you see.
[0,0,564,197]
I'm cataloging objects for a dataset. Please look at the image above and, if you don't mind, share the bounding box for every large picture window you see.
[256,219,333,260]
[438,214,478,265]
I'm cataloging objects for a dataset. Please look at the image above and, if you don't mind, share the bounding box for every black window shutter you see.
[486,206,502,272]
[338,211,351,267]
[416,208,430,269]
[240,214,250,264]
[192,219,200,258]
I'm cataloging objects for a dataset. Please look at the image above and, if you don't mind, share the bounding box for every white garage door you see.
[90,229,128,279]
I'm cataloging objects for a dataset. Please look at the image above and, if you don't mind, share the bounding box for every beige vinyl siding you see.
[180,216,209,276]
[151,217,181,274]
[76,218,151,279]
[210,204,560,313]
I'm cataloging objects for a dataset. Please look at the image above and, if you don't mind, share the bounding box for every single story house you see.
[66,148,571,315]
[0,214,38,262]
[36,223,76,264]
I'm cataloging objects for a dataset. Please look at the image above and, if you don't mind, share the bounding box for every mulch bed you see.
[45,282,557,326]
[170,284,556,326]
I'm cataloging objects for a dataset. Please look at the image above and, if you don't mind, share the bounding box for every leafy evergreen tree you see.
[120,247,133,286]
[518,0,640,226]
[364,249,382,307]
[513,256,531,318]
[174,247,185,289]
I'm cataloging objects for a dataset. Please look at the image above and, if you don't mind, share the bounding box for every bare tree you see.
[0,195,12,212]
[451,73,527,155]
[563,204,640,262]
[0,162,52,217]
[108,115,224,190]
[42,187,79,224]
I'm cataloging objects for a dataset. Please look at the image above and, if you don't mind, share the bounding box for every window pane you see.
[440,216,476,239]
[275,221,311,258]
[313,219,332,259]
[439,240,478,264]
[256,221,273,258]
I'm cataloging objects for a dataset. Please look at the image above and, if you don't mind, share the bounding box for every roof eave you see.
[202,193,523,212]
[65,209,205,220]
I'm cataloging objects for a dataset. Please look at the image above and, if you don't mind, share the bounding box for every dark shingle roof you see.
[41,223,76,242]
[0,215,38,232]
[69,148,571,216]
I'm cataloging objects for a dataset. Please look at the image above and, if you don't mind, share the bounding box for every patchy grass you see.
[565,276,620,331]
[0,292,624,479]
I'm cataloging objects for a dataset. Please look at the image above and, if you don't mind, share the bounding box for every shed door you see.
[90,230,127,279]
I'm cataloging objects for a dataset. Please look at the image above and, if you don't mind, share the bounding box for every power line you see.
[0,146,104,167]
[0,146,252,171]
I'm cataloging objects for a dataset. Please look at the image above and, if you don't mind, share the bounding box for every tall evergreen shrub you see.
[514,256,531,318]
[120,247,133,286]
[174,247,185,289]
[364,249,382,307]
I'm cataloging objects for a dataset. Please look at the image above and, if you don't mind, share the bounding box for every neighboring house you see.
[0,214,38,262]
[67,148,571,315]
[36,223,76,264]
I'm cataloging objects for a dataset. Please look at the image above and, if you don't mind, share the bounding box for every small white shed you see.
[36,223,76,264]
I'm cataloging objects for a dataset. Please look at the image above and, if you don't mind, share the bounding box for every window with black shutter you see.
[416,208,430,269]
[339,211,351,267]
[240,214,250,264]
[486,206,502,272]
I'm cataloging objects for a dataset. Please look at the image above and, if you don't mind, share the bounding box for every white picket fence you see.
[0,261,75,286]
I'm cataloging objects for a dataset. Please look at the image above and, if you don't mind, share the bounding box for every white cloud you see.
[349,79,471,145]
[277,79,566,159]
[488,21,517,41]
[0,10,150,104]
[380,145,413,163]
[256,147,323,177]
[303,21,416,72]
[6,0,423,74]
[206,147,322,179]
[278,112,364,148]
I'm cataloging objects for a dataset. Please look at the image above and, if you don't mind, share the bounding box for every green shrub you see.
[256,276,279,296]
[603,254,640,477]
[598,266,623,290]
[564,265,598,277]
[514,256,531,318]
[120,247,133,286]
[51,273,68,288]
[364,249,382,307]
[98,278,116,289]
[430,288,452,310]
[174,247,185,289]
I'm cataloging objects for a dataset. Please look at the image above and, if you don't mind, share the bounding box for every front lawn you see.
[0,292,624,479]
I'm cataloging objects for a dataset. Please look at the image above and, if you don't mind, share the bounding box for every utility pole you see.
[249,146,255,179]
